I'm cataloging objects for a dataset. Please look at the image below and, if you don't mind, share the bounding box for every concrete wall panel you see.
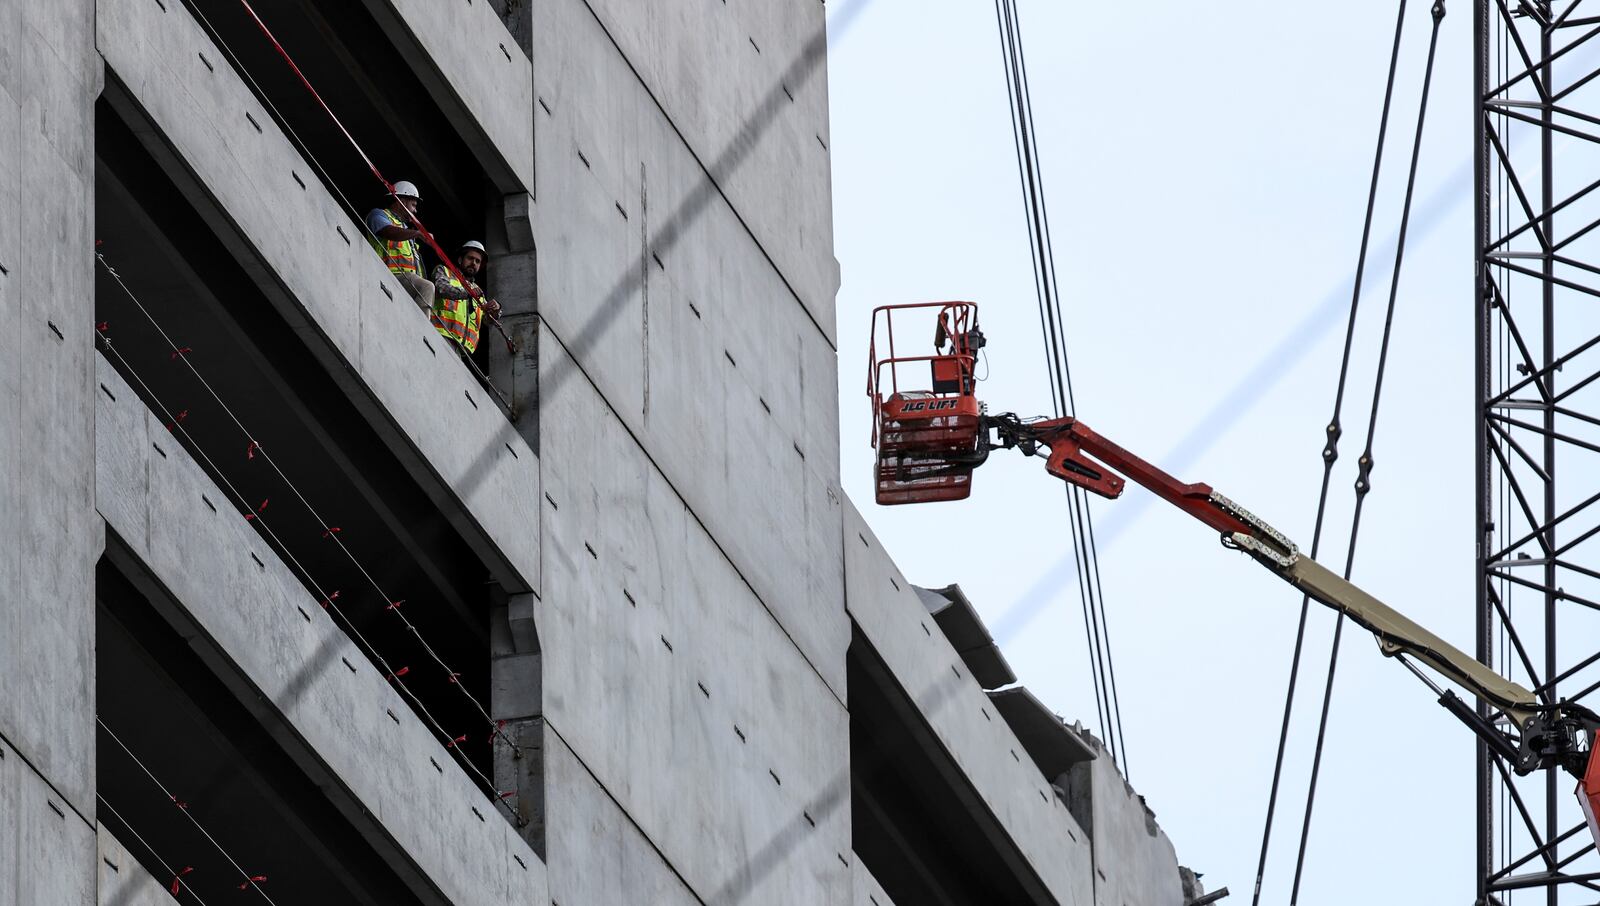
[94,358,548,906]
[0,0,99,818]
[575,0,837,337]
[97,824,176,906]
[96,0,540,596]
[533,0,848,699]
[0,741,94,906]
[544,729,700,906]
[539,333,851,905]
[845,501,1094,906]
[364,0,535,192]
[1078,743,1185,906]
[852,860,898,906]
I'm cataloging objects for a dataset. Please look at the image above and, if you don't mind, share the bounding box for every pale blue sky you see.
[829,2,1496,902]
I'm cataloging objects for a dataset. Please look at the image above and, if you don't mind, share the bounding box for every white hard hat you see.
[460,240,486,254]
[391,180,421,200]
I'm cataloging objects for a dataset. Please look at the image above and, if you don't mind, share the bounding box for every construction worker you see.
[430,240,501,355]
[366,181,434,310]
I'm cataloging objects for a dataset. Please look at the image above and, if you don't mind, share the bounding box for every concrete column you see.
[487,193,539,438]
[491,595,545,856]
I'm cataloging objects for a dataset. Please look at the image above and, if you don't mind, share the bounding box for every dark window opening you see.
[96,555,432,905]
[848,631,1053,906]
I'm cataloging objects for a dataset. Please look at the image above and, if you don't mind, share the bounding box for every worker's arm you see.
[375,224,422,240]
[431,265,475,300]
[366,208,422,241]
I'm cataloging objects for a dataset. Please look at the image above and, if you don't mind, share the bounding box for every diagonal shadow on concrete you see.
[452,0,875,502]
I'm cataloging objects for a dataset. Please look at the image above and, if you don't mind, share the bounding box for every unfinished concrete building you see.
[1,1,1198,903]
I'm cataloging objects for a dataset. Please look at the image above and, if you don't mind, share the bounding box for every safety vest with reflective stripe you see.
[432,271,482,354]
[370,208,422,276]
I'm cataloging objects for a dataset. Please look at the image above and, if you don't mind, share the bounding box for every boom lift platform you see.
[867,302,1600,845]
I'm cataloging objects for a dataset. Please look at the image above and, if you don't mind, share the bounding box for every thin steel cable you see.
[993,0,1129,770]
[98,793,216,906]
[991,0,1108,745]
[96,251,519,758]
[1250,1,1412,902]
[1004,0,1130,772]
[1287,6,1448,902]
[94,328,517,821]
[98,717,279,904]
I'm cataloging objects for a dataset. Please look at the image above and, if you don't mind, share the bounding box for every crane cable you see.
[993,0,1130,773]
[1253,3,1448,903]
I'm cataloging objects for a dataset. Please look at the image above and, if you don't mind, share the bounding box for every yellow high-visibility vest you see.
[432,271,483,354]
[370,208,422,276]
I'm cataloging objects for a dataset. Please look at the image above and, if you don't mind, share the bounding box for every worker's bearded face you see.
[397,196,418,217]
[461,251,484,276]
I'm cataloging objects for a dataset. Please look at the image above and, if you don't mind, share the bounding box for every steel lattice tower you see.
[1477,1,1600,901]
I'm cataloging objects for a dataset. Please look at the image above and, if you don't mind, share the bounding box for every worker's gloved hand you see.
[484,298,502,320]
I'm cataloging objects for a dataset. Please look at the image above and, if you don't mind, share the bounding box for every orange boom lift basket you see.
[867,302,986,505]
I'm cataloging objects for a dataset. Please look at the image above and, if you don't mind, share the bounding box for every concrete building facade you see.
[1,0,1197,903]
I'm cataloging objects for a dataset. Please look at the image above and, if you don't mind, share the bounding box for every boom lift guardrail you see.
[867,302,1600,845]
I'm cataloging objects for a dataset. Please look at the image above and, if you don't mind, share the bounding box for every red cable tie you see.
[446,733,467,748]
[237,875,268,890]
[497,790,517,801]
[388,666,410,681]
[246,440,259,460]
[385,599,405,610]
[489,719,506,744]
[169,347,192,361]
[321,526,342,539]
[169,866,194,895]
[321,590,340,609]
[446,671,461,684]
[95,321,109,333]
[244,498,269,521]
[163,410,189,432]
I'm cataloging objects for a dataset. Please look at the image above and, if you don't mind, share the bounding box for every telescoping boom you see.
[866,301,1600,841]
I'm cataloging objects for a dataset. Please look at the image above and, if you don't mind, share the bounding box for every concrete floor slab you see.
[95,357,548,906]
[846,501,1094,906]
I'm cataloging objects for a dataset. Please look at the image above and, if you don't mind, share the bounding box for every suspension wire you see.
[991,0,1106,747]
[1249,2,1413,902]
[98,793,216,906]
[99,717,279,904]
[993,0,1129,771]
[1003,0,1131,772]
[96,254,522,823]
[1287,6,1447,902]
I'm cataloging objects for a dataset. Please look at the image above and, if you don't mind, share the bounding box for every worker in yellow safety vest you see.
[365,180,435,311]
[429,240,501,355]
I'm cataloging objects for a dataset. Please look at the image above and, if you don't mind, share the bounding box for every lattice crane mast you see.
[867,301,1600,839]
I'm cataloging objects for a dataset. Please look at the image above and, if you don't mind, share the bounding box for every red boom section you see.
[1026,417,1253,537]
[868,302,984,505]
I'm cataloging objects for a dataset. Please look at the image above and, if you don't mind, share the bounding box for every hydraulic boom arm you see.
[986,413,1598,780]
